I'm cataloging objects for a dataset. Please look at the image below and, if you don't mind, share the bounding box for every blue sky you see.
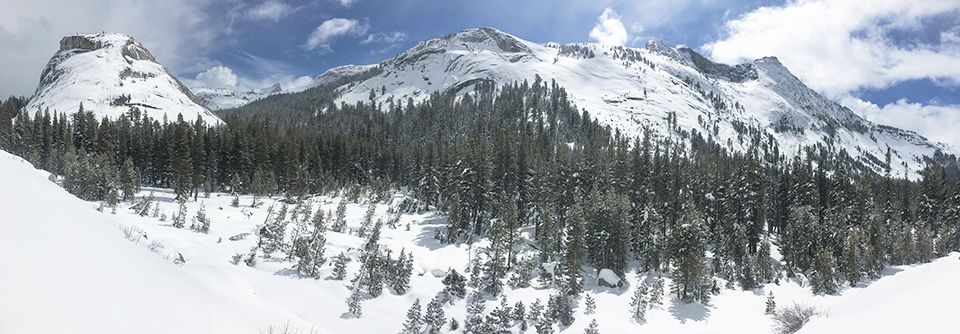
[2,0,959,146]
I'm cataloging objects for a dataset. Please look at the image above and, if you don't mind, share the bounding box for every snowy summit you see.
[24,33,222,125]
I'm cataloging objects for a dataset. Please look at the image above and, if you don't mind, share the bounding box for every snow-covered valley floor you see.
[1,149,958,333]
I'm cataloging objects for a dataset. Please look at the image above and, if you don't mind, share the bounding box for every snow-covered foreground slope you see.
[24,33,221,125]
[2,148,958,333]
[798,253,960,333]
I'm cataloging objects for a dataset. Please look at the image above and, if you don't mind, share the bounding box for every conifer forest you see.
[2,78,958,307]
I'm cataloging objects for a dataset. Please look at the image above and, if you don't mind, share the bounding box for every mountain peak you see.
[27,33,221,125]
[445,27,532,54]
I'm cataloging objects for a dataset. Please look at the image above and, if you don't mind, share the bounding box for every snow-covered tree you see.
[584,294,596,314]
[190,202,210,233]
[584,319,599,334]
[331,252,351,280]
[402,298,422,334]
[629,281,648,322]
[332,199,347,233]
[424,296,446,334]
[765,291,776,315]
[443,268,467,300]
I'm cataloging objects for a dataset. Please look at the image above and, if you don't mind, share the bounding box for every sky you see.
[1,0,959,147]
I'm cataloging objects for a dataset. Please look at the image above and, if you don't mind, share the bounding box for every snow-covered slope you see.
[25,33,222,124]
[192,83,284,111]
[314,27,956,178]
[2,148,958,333]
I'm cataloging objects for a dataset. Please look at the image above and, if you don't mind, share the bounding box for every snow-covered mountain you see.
[25,33,222,125]
[312,27,956,178]
[192,83,284,111]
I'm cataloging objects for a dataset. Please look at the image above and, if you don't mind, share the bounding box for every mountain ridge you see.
[293,27,955,179]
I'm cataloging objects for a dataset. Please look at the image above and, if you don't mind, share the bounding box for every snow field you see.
[2,148,959,333]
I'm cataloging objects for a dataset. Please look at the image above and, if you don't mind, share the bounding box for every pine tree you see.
[528,298,543,322]
[357,203,377,237]
[668,203,711,303]
[392,248,413,294]
[765,291,776,315]
[172,197,187,228]
[649,276,664,308]
[513,301,526,323]
[563,200,586,294]
[629,281,648,322]
[443,268,467,299]
[535,314,554,334]
[347,290,363,318]
[584,319,599,334]
[332,199,348,232]
[584,294,596,314]
[402,299,423,334]
[424,296,447,334]
[810,247,837,295]
[842,227,863,286]
[190,201,211,233]
[332,252,351,280]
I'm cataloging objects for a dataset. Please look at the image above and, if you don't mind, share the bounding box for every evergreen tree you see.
[584,294,596,314]
[668,203,711,303]
[332,252,351,280]
[765,291,776,315]
[584,319,599,334]
[442,268,467,299]
[172,197,187,228]
[358,203,377,237]
[649,276,664,308]
[842,227,863,286]
[629,281,648,322]
[810,247,837,295]
[391,248,413,294]
[190,201,211,233]
[402,299,423,334]
[424,296,446,334]
[563,200,587,294]
[333,199,348,233]
[347,290,363,318]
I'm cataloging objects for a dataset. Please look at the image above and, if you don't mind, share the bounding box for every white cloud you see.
[842,95,960,148]
[303,18,369,53]
[589,8,629,46]
[335,0,358,8]
[702,0,960,100]
[361,31,408,45]
[194,65,238,88]
[246,1,295,22]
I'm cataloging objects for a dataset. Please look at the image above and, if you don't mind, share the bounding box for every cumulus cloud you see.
[842,95,960,148]
[246,1,295,22]
[194,65,238,88]
[702,0,960,100]
[303,18,369,53]
[589,8,630,46]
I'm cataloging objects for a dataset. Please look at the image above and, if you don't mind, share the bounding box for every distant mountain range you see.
[24,29,958,178]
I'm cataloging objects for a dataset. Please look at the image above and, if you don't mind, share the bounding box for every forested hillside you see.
[1,77,957,308]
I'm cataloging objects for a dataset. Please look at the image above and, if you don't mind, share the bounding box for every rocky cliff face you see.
[27,33,221,125]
